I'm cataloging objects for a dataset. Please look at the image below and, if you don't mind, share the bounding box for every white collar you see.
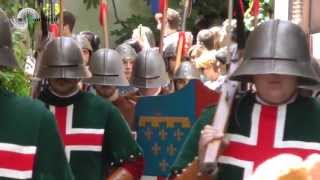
[49,87,80,98]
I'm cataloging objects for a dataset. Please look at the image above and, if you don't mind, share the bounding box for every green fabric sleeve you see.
[33,111,74,180]
[104,104,143,167]
[170,106,216,175]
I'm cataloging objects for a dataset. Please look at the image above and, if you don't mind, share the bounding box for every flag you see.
[250,0,260,16]
[49,23,59,38]
[99,0,108,26]
[238,0,245,15]
[151,0,166,14]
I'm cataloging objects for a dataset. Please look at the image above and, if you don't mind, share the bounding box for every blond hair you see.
[195,50,217,69]
[195,50,227,74]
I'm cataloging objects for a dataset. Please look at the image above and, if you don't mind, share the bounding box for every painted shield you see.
[136,80,220,179]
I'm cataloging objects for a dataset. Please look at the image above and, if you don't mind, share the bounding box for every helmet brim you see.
[83,75,129,86]
[230,59,320,86]
[36,66,92,79]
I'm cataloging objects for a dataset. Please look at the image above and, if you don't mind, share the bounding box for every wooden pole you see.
[174,0,191,73]
[200,0,239,175]
[59,0,64,36]
[100,0,109,48]
[159,0,168,54]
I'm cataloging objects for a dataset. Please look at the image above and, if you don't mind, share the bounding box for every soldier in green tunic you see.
[170,20,320,180]
[36,37,144,180]
[0,8,73,180]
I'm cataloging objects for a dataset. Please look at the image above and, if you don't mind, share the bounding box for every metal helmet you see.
[115,43,137,60]
[215,48,228,64]
[0,8,19,68]
[37,37,91,79]
[75,35,93,52]
[230,20,320,85]
[132,25,156,47]
[131,49,170,88]
[79,31,101,52]
[173,61,200,80]
[163,43,177,60]
[83,48,129,86]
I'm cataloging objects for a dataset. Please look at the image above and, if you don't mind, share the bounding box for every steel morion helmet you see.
[0,8,19,68]
[230,20,320,85]
[131,49,170,88]
[36,37,91,79]
[173,61,200,80]
[163,43,177,60]
[83,48,129,86]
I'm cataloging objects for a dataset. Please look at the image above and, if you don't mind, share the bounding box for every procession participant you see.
[197,29,215,50]
[115,43,137,81]
[170,20,320,180]
[74,35,93,92]
[163,44,189,93]
[129,49,170,97]
[173,61,201,91]
[115,43,138,96]
[195,50,227,92]
[155,8,193,51]
[58,10,76,37]
[84,48,137,131]
[79,31,101,52]
[74,35,93,65]
[37,37,144,180]
[0,8,73,180]
[188,44,207,63]
[131,25,156,50]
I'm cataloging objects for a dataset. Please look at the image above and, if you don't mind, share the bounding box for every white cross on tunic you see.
[219,104,320,179]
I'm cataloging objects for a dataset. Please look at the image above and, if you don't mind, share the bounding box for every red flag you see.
[239,0,245,15]
[49,23,59,38]
[99,0,108,26]
[159,0,166,14]
[177,31,186,57]
[250,0,260,16]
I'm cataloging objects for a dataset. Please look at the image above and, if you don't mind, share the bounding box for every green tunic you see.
[171,93,320,179]
[0,88,73,180]
[38,89,143,180]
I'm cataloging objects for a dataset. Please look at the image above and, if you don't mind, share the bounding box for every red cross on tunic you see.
[51,105,104,160]
[222,104,320,173]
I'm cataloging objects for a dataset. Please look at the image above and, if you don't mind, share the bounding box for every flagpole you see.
[100,0,109,48]
[159,0,168,54]
[59,0,64,36]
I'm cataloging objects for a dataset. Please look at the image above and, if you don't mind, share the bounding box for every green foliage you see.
[0,0,21,17]
[83,0,100,9]
[0,69,30,96]
[193,0,228,22]
[109,0,228,44]
[0,31,31,96]
[244,0,273,31]
[0,0,33,96]
[111,15,158,44]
